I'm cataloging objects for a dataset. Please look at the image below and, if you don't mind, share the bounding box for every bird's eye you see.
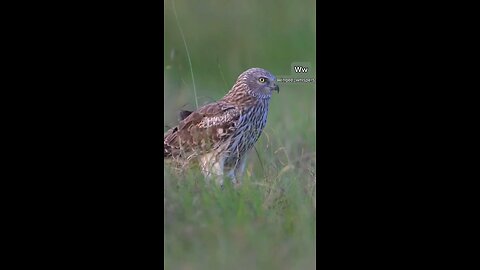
[258,77,267,83]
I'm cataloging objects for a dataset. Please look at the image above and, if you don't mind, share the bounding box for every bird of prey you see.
[164,68,279,187]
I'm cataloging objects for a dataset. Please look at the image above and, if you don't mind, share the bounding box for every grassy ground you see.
[164,1,316,269]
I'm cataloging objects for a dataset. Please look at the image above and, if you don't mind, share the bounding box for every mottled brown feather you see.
[164,67,279,186]
[164,102,238,159]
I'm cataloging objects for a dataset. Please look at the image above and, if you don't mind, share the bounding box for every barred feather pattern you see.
[164,68,279,187]
[223,98,269,168]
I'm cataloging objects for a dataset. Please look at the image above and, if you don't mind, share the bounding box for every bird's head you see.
[236,68,279,99]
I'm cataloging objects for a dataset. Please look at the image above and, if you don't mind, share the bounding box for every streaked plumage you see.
[164,68,279,187]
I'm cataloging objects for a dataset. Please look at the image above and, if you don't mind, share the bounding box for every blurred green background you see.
[164,0,316,269]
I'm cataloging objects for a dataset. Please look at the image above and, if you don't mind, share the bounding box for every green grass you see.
[164,159,316,270]
[164,0,315,269]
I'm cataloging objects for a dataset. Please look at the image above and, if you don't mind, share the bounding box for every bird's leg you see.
[226,169,237,188]
[200,153,225,188]
[231,154,248,188]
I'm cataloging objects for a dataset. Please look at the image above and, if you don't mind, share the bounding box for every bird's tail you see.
[164,138,173,159]
[164,127,178,159]
[164,110,192,159]
[164,144,171,158]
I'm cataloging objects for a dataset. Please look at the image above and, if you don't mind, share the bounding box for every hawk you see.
[164,68,279,187]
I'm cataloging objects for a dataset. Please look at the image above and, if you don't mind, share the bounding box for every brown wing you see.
[179,110,193,121]
[164,102,239,158]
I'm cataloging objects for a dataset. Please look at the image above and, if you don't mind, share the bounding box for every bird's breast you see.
[224,100,270,165]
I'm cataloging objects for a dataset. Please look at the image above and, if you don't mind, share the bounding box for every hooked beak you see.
[272,83,279,93]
